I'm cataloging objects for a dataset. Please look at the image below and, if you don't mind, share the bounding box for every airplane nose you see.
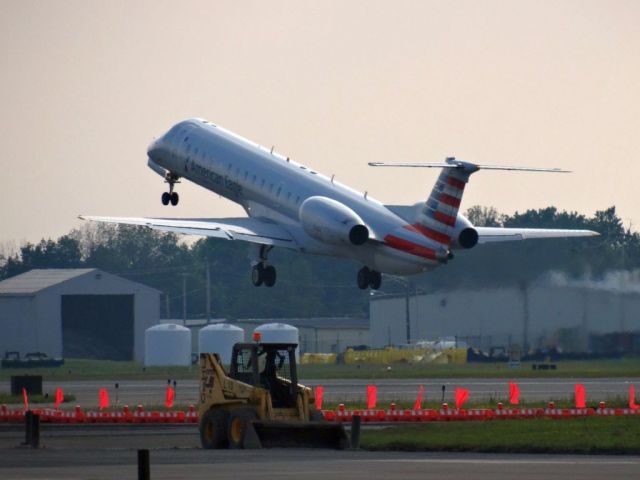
[147,138,162,158]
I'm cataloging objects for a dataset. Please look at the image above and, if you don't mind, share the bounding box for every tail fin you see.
[371,157,569,247]
[412,158,477,246]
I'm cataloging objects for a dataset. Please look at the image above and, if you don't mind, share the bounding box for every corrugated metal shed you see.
[0,269,160,296]
[0,269,161,361]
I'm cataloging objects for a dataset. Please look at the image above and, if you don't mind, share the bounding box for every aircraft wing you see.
[475,227,599,244]
[78,215,299,249]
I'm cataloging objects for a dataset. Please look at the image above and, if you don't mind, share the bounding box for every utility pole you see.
[405,282,411,344]
[181,273,187,323]
[205,261,211,323]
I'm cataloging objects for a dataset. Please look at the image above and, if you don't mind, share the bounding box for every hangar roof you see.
[0,268,160,296]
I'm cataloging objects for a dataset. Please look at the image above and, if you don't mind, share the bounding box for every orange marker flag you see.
[54,388,64,410]
[413,385,425,410]
[165,384,175,409]
[366,385,377,409]
[629,384,639,410]
[314,385,324,410]
[574,384,586,408]
[455,387,469,410]
[22,388,29,412]
[99,388,109,410]
[509,381,520,405]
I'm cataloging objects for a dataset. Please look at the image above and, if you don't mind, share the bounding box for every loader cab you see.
[229,342,299,408]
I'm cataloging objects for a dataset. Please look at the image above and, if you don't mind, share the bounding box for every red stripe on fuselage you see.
[434,211,456,227]
[384,234,438,260]
[406,224,451,245]
[439,193,461,208]
[446,177,466,189]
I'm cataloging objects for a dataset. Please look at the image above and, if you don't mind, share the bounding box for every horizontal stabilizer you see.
[369,157,570,173]
[476,227,599,243]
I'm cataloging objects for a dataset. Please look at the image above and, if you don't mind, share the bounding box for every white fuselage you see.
[147,118,447,275]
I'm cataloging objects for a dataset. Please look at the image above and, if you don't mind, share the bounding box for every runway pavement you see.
[1,377,636,407]
[0,424,638,480]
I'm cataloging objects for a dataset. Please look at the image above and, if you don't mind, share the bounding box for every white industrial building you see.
[0,269,161,362]
[370,272,640,352]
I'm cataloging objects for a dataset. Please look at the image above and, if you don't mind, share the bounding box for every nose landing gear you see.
[161,173,180,206]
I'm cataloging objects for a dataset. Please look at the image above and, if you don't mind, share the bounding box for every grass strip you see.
[0,359,197,381]
[300,358,640,379]
[0,358,639,381]
[361,417,640,454]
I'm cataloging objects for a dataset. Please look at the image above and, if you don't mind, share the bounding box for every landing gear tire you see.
[263,265,276,287]
[357,267,370,290]
[369,270,382,290]
[161,192,170,205]
[252,264,276,287]
[251,264,264,287]
[170,192,179,206]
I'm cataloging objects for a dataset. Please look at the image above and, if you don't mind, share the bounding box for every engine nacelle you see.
[299,196,369,246]
[450,214,478,249]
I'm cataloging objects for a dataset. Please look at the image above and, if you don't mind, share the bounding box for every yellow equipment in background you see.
[343,346,467,365]
[198,342,348,449]
[300,353,338,364]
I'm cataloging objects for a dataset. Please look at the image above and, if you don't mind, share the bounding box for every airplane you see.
[80,118,598,290]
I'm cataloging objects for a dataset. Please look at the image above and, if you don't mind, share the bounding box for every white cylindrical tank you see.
[198,324,244,364]
[144,324,191,366]
[254,323,299,360]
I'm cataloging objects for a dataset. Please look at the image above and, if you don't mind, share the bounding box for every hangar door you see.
[61,295,134,360]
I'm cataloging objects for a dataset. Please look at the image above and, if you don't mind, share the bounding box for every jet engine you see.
[450,214,478,249]
[299,196,369,246]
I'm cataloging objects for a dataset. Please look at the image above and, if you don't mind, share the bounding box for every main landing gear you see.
[251,263,277,287]
[161,173,180,206]
[357,266,381,290]
[250,245,276,287]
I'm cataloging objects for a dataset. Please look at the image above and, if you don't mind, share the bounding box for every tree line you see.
[1,205,638,319]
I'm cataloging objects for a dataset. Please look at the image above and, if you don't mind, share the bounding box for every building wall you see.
[0,296,40,357]
[370,286,640,351]
[132,289,161,362]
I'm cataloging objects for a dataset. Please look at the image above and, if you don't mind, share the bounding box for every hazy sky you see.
[1,0,639,249]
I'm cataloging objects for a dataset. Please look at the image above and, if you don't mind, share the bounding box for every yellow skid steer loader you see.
[198,341,349,449]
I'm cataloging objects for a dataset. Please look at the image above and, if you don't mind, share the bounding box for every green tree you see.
[465,205,504,226]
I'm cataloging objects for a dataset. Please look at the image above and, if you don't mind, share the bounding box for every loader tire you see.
[228,408,258,449]
[200,409,229,449]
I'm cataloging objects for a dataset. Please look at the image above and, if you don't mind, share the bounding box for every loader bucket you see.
[243,421,349,450]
